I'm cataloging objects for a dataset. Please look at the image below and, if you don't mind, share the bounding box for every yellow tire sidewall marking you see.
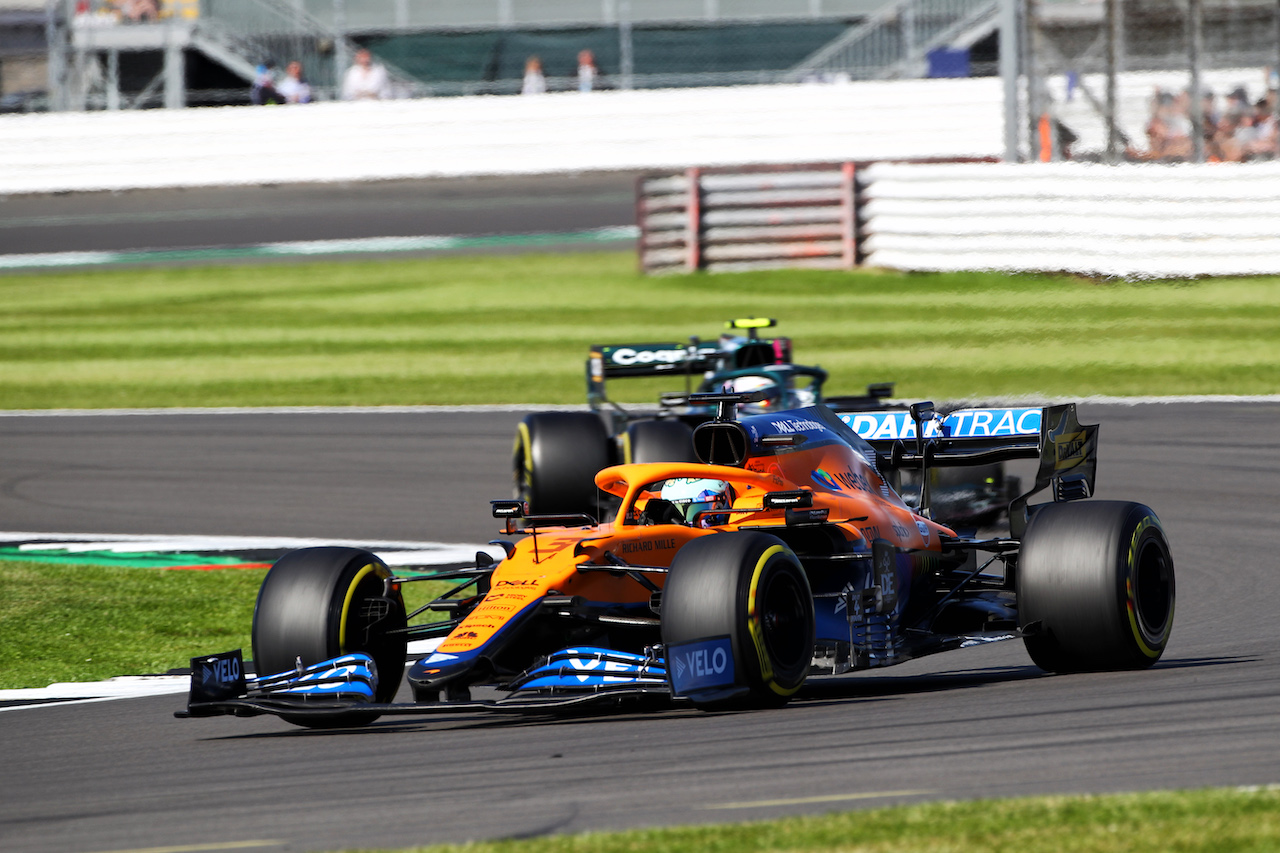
[746,544,801,697]
[515,422,533,478]
[338,563,383,654]
[1124,516,1172,658]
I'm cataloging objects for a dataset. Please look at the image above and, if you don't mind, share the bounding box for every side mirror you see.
[491,500,526,519]
[909,401,935,424]
[763,490,814,509]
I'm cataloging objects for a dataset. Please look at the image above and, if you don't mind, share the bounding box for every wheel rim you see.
[340,566,406,703]
[1133,536,1173,643]
[760,568,810,671]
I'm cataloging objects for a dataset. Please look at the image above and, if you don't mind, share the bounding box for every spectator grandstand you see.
[35,0,1006,108]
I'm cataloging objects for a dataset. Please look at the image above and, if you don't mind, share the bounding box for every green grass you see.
[360,787,1280,853]
[3,253,1280,409]
[0,561,264,687]
[0,560,447,689]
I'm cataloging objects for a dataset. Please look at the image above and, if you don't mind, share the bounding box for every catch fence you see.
[1022,0,1280,164]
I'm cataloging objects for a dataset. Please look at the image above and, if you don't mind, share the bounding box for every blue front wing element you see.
[252,653,378,703]
[508,647,668,692]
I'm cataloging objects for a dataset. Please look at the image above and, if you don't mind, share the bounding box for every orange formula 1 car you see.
[178,392,1176,728]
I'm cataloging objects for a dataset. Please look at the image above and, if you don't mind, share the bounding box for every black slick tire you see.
[661,532,814,709]
[252,547,408,727]
[513,412,611,517]
[1017,501,1175,673]
[624,419,696,464]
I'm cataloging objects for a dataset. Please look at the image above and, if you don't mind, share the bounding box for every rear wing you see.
[837,406,1044,460]
[587,337,792,408]
[836,403,1098,536]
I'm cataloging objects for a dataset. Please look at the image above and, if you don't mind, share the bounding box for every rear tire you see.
[661,532,814,709]
[514,412,611,517]
[1018,501,1175,673]
[252,547,408,727]
[624,419,696,464]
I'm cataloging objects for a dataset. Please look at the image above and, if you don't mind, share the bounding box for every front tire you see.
[514,412,611,517]
[252,547,408,727]
[1017,501,1175,673]
[661,532,815,709]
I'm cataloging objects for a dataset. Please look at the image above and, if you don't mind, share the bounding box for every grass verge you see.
[3,253,1280,409]
[357,787,1280,853]
[0,560,264,687]
[0,560,445,689]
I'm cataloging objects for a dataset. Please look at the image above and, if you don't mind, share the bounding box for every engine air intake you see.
[693,422,750,467]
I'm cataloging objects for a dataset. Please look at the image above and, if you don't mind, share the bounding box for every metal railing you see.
[784,0,998,81]
[196,0,422,94]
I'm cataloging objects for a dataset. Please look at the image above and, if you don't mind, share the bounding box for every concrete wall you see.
[860,160,1280,278]
[0,78,1005,194]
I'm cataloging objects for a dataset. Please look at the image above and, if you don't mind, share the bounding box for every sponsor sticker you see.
[839,408,1041,441]
[620,537,677,555]
[190,649,246,703]
[609,346,685,366]
[812,467,873,493]
[668,636,735,695]
[1053,430,1087,471]
[768,417,826,435]
[915,520,931,545]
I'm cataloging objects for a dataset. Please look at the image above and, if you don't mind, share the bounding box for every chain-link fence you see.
[1021,0,1280,163]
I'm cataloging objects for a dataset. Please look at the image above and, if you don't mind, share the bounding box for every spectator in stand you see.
[250,62,283,105]
[1249,95,1279,158]
[1140,76,1280,162]
[577,49,597,92]
[522,56,546,95]
[121,0,158,21]
[1224,86,1250,124]
[342,49,391,100]
[1216,96,1278,161]
[1140,89,1192,160]
[277,60,312,104]
[1201,88,1221,134]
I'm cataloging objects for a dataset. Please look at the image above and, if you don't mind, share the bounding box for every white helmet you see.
[661,478,732,527]
[721,375,781,413]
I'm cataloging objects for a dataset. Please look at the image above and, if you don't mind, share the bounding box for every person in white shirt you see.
[343,49,391,100]
[577,49,597,93]
[277,61,312,104]
[522,56,546,95]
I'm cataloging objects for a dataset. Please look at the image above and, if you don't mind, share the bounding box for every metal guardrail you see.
[638,165,859,274]
[291,0,889,32]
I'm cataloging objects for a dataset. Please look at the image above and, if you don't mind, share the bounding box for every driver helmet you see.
[721,375,780,414]
[661,478,732,527]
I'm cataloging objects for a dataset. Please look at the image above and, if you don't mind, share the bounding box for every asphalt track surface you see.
[0,172,640,257]
[3,402,1280,853]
